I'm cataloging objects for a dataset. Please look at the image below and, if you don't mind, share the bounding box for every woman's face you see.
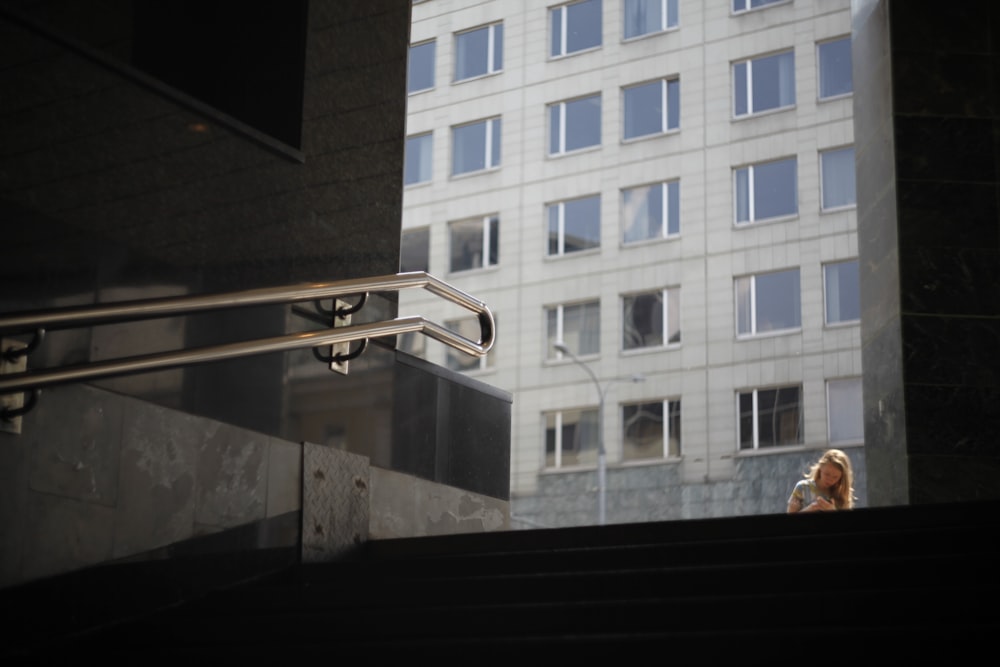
[818,462,843,491]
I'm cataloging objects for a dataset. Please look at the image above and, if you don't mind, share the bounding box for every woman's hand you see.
[811,497,835,511]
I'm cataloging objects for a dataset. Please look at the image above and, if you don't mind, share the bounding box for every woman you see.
[787,449,854,513]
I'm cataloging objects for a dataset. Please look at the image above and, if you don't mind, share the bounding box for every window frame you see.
[732,49,796,118]
[622,180,680,244]
[451,116,501,177]
[622,77,680,141]
[545,407,600,469]
[817,35,853,101]
[547,194,601,257]
[448,214,499,273]
[403,132,433,186]
[550,0,603,59]
[454,22,503,83]
[547,300,601,361]
[827,377,864,445]
[820,145,857,211]
[737,384,803,450]
[623,0,679,41]
[823,259,861,326]
[622,286,680,351]
[622,398,681,461]
[734,156,798,225]
[407,39,436,94]
[735,268,802,338]
[548,93,602,156]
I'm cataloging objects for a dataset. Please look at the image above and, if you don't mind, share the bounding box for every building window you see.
[820,146,856,210]
[818,36,852,99]
[452,117,501,176]
[400,227,429,273]
[547,301,600,360]
[404,132,432,186]
[550,0,602,58]
[733,50,795,117]
[734,157,797,224]
[445,316,495,372]
[827,377,863,445]
[824,260,860,325]
[738,385,803,450]
[622,399,681,460]
[736,268,801,337]
[454,23,503,82]
[732,0,787,13]
[545,408,599,468]
[624,0,678,39]
[547,195,601,256]
[549,94,601,155]
[449,215,498,273]
[623,287,680,350]
[623,78,680,140]
[407,40,435,93]
[623,180,679,243]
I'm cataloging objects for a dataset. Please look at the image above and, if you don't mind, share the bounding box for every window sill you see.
[823,319,860,330]
[820,203,857,215]
[453,70,503,85]
[450,166,501,181]
[616,456,682,468]
[734,443,809,457]
[544,246,602,261]
[548,45,602,61]
[734,213,799,228]
[622,128,680,144]
[732,104,796,122]
[547,144,602,160]
[621,234,680,248]
[540,463,601,475]
[621,26,679,44]
[818,92,853,103]
[622,343,680,356]
[736,327,802,341]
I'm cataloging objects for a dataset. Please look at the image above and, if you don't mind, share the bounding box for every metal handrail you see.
[0,272,495,397]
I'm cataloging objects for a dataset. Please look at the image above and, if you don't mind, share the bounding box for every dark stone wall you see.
[0,1,510,500]
[853,0,1000,505]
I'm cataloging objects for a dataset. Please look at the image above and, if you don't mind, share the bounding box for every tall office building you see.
[400,0,864,527]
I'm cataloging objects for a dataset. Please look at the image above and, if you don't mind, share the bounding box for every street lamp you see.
[553,341,644,525]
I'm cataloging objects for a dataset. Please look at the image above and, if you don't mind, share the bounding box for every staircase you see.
[4,500,998,664]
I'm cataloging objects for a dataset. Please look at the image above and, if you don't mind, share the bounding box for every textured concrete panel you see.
[195,423,267,529]
[369,467,509,539]
[113,407,200,558]
[26,385,123,507]
[302,443,369,562]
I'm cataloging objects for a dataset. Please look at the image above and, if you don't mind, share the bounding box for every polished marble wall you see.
[853,0,1000,505]
[0,1,510,505]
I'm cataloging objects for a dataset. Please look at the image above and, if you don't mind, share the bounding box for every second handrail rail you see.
[0,271,495,397]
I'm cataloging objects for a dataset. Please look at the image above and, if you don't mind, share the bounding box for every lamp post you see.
[553,341,644,526]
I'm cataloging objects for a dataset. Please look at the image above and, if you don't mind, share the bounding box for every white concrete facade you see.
[401,0,863,527]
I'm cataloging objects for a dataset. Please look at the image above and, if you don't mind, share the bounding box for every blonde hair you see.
[806,449,855,509]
